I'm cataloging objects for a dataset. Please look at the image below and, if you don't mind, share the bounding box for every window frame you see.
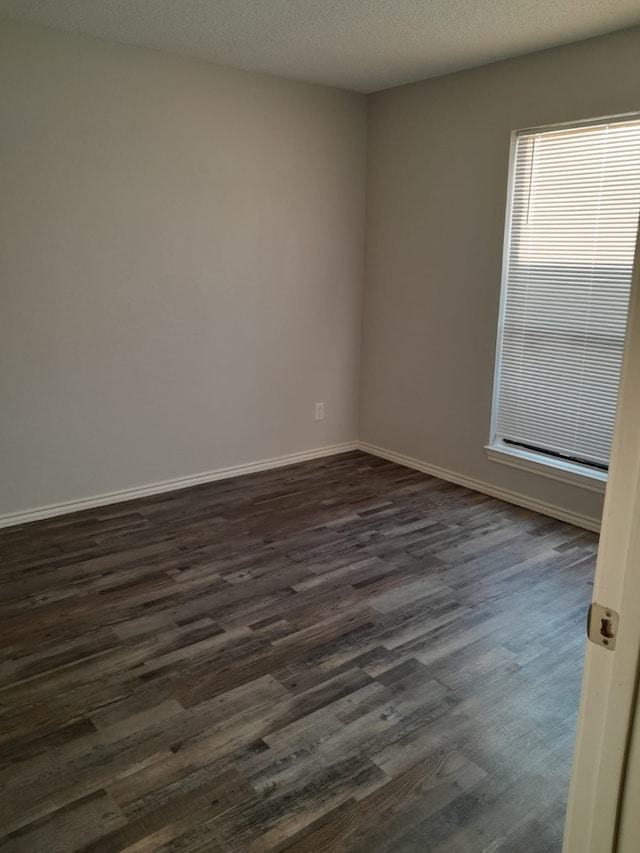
[486,112,640,493]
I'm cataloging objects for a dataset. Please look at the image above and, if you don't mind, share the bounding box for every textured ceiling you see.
[1,0,639,93]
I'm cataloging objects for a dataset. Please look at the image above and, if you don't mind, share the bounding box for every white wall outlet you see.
[314,402,325,421]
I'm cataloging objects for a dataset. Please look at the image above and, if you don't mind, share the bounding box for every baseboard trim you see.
[1,439,601,533]
[358,441,601,533]
[0,442,359,530]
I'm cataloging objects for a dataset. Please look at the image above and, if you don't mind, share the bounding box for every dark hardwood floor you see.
[0,451,598,852]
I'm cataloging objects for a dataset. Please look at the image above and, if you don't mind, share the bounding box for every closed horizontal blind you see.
[495,117,640,469]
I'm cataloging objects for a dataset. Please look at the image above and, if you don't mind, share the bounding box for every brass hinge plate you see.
[587,603,619,651]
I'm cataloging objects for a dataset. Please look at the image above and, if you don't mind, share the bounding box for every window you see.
[488,115,640,491]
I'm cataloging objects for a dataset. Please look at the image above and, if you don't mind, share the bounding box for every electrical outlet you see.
[314,402,325,421]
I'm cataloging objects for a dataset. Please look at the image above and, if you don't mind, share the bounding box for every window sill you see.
[485,443,607,494]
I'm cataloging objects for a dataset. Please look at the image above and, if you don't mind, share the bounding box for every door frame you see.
[563,233,640,852]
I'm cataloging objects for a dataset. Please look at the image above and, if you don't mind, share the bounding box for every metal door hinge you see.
[587,603,619,650]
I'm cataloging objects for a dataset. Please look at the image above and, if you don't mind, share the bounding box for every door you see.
[563,230,640,852]
[616,687,640,850]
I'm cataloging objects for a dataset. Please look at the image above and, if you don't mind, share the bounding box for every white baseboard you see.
[1,439,600,533]
[0,442,358,530]
[358,441,601,533]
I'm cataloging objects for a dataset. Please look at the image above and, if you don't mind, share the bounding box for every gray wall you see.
[0,21,367,515]
[3,19,639,523]
[361,26,640,525]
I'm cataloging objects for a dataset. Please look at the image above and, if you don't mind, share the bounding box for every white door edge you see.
[563,229,640,853]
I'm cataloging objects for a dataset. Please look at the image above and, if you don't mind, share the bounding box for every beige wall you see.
[3,20,639,524]
[361,26,640,525]
[0,20,366,516]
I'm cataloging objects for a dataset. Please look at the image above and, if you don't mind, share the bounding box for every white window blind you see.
[493,116,640,471]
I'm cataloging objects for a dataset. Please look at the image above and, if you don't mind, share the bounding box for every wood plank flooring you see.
[0,451,598,852]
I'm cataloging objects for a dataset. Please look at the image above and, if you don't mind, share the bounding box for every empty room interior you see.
[2,2,640,851]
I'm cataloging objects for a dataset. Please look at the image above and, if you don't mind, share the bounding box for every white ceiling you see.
[1,0,639,93]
